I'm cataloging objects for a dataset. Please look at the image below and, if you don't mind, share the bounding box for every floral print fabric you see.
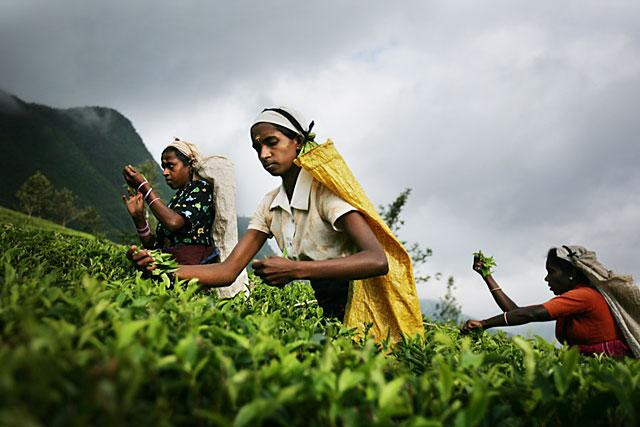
[156,179,214,247]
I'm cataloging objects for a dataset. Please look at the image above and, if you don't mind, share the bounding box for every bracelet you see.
[148,197,160,207]
[503,312,509,326]
[137,228,151,237]
[136,180,149,192]
[136,221,150,232]
[143,187,153,200]
[490,287,502,292]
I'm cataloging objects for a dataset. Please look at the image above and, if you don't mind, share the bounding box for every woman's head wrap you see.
[166,137,203,167]
[251,106,315,144]
[165,137,209,180]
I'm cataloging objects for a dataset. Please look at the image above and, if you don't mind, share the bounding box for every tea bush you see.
[0,219,638,426]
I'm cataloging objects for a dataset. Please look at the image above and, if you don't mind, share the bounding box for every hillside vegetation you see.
[0,209,638,426]
[1,91,273,257]
[0,91,171,237]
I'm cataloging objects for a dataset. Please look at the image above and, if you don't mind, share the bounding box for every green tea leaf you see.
[473,250,497,277]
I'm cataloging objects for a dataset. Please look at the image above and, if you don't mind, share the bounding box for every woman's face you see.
[544,260,575,295]
[250,123,301,176]
[161,150,191,189]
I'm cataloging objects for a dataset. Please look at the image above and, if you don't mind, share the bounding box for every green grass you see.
[0,209,638,426]
[0,205,95,239]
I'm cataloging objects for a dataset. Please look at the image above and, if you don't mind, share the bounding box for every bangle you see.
[143,187,153,200]
[138,228,151,237]
[490,287,502,292]
[503,312,509,326]
[148,197,161,207]
[136,221,150,232]
[136,180,149,192]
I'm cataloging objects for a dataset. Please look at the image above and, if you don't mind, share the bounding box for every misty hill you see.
[0,90,171,238]
[0,90,274,256]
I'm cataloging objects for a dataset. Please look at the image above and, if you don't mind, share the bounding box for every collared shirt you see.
[248,168,357,261]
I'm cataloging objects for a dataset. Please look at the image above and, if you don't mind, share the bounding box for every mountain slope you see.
[0,91,170,237]
[0,90,274,256]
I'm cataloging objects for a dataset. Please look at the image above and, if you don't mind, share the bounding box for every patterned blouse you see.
[156,179,214,247]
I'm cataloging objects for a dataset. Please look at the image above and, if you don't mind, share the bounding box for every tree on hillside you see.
[51,187,105,231]
[15,172,103,233]
[73,206,103,234]
[16,171,55,217]
[53,187,77,227]
[433,277,461,323]
[380,188,460,323]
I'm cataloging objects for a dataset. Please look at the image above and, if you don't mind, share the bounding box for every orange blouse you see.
[542,285,624,345]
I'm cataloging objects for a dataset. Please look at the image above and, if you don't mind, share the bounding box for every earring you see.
[569,276,574,280]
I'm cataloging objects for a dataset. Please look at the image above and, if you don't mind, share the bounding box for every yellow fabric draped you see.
[294,140,424,342]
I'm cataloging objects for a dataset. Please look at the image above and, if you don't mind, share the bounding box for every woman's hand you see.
[122,165,147,189]
[127,245,156,272]
[122,192,145,219]
[472,255,486,276]
[251,257,299,287]
[460,319,484,334]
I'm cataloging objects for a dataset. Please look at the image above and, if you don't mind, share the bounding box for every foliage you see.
[14,171,104,233]
[15,171,55,217]
[298,135,318,156]
[0,92,170,238]
[0,213,639,426]
[473,250,497,278]
[433,277,462,324]
[0,205,94,239]
[0,91,273,248]
[379,188,433,283]
[73,206,104,234]
[146,249,179,288]
[379,188,410,236]
[380,188,458,320]
[52,187,78,227]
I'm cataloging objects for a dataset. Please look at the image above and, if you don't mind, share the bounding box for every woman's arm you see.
[251,211,388,286]
[473,255,518,312]
[144,186,186,232]
[122,192,156,248]
[461,304,551,333]
[122,165,186,232]
[131,229,268,287]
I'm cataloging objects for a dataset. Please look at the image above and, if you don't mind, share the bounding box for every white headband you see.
[251,106,310,136]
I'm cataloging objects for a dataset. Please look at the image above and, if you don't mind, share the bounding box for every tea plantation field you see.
[0,210,638,426]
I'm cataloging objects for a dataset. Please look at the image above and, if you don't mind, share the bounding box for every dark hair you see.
[261,107,314,142]
[546,248,589,284]
[161,146,191,166]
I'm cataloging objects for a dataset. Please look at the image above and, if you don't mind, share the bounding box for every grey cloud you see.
[0,1,394,108]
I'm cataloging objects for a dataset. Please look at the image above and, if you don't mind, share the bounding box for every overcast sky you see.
[2,1,639,340]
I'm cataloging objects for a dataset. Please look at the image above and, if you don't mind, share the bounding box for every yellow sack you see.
[294,140,424,342]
